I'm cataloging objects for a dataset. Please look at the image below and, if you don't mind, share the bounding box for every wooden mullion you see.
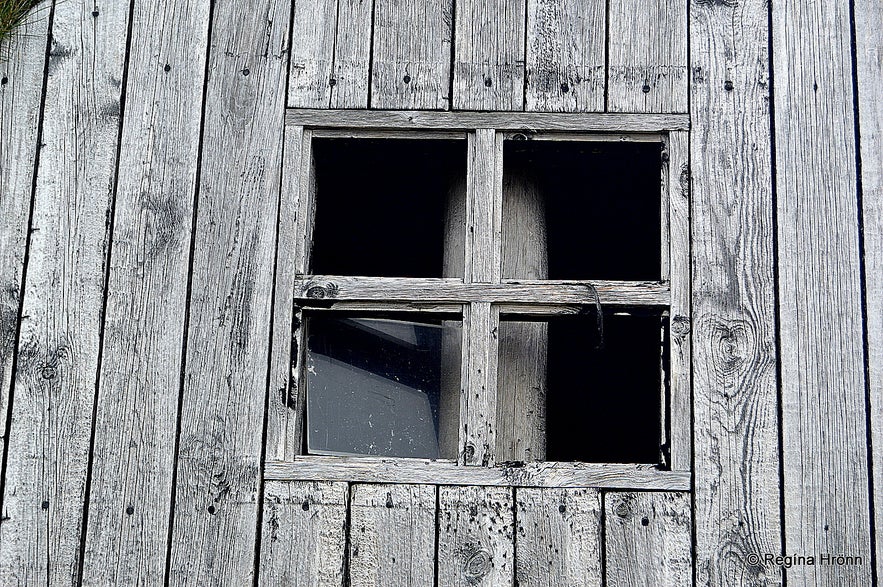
[460,302,500,466]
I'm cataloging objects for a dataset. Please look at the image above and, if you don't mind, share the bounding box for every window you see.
[271,111,691,490]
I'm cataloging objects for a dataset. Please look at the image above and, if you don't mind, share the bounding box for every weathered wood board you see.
[514,488,601,587]
[371,0,452,110]
[0,0,129,583]
[604,492,691,586]
[259,481,348,585]
[78,0,210,583]
[165,0,290,583]
[349,484,436,587]
[330,0,373,109]
[525,0,605,112]
[772,0,873,583]
[438,485,514,587]
[690,0,782,583]
[608,0,687,113]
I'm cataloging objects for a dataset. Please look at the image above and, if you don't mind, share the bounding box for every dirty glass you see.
[305,315,462,459]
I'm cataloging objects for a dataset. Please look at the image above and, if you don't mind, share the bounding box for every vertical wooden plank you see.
[0,0,129,583]
[604,492,691,587]
[772,0,873,583]
[608,0,687,113]
[514,488,601,587]
[666,131,690,471]
[438,486,514,587]
[78,0,210,582]
[371,0,452,110]
[349,484,436,587]
[690,0,782,584]
[461,302,499,467]
[854,1,883,581]
[288,0,337,108]
[0,1,50,473]
[465,129,500,284]
[259,480,348,586]
[329,0,372,109]
[166,0,290,582]
[453,0,525,111]
[525,0,605,113]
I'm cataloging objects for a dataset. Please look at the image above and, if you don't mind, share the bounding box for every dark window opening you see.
[503,140,662,281]
[310,138,467,278]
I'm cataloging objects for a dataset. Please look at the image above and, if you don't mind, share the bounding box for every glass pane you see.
[306,315,462,459]
[502,140,662,281]
[497,310,664,464]
[310,138,467,278]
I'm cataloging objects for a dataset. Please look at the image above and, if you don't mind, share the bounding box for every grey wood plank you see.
[461,302,499,466]
[165,0,291,582]
[288,0,337,108]
[608,0,687,113]
[78,0,210,582]
[514,488,601,587]
[287,109,690,132]
[371,0,452,110]
[666,131,690,471]
[438,485,514,587]
[0,0,129,583]
[453,0,525,110]
[295,277,669,306]
[855,0,883,580]
[689,0,782,583]
[349,484,436,587]
[772,0,873,583]
[259,480,348,586]
[265,456,691,490]
[525,0,605,113]
[0,0,50,490]
[604,492,691,586]
[329,0,372,109]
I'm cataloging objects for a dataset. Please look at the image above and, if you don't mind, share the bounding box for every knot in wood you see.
[671,316,690,338]
[614,501,631,518]
[41,366,56,380]
[306,285,327,299]
[463,549,492,581]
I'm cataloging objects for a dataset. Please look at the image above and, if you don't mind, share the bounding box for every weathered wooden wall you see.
[0,0,878,584]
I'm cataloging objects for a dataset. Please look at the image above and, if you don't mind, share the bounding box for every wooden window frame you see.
[267,110,691,491]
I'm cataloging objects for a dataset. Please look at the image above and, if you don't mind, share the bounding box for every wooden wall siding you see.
[604,492,691,586]
[772,0,873,584]
[0,0,130,582]
[79,0,211,583]
[453,0,525,110]
[855,0,883,581]
[371,0,452,110]
[349,484,436,587]
[689,0,782,585]
[288,0,372,109]
[259,480,348,585]
[0,1,50,485]
[514,488,602,587]
[607,0,687,113]
[164,0,290,583]
[524,0,605,112]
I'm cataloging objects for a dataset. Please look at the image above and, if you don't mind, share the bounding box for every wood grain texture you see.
[525,0,605,112]
[329,0,372,109]
[0,0,129,583]
[0,0,50,479]
[461,302,499,466]
[349,484,436,587]
[371,0,452,110]
[77,0,210,582]
[608,0,687,113]
[854,0,883,580]
[265,456,690,490]
[690,0,782,584]
[772,0,873,583]
[288,0,337,108]
[259,480,348,586]
[438,486,514,587]
[287,109,690,131]
[165,0,290,582]
[514,488,601,587]
[453,0,525,110]
[604,492,691,586]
